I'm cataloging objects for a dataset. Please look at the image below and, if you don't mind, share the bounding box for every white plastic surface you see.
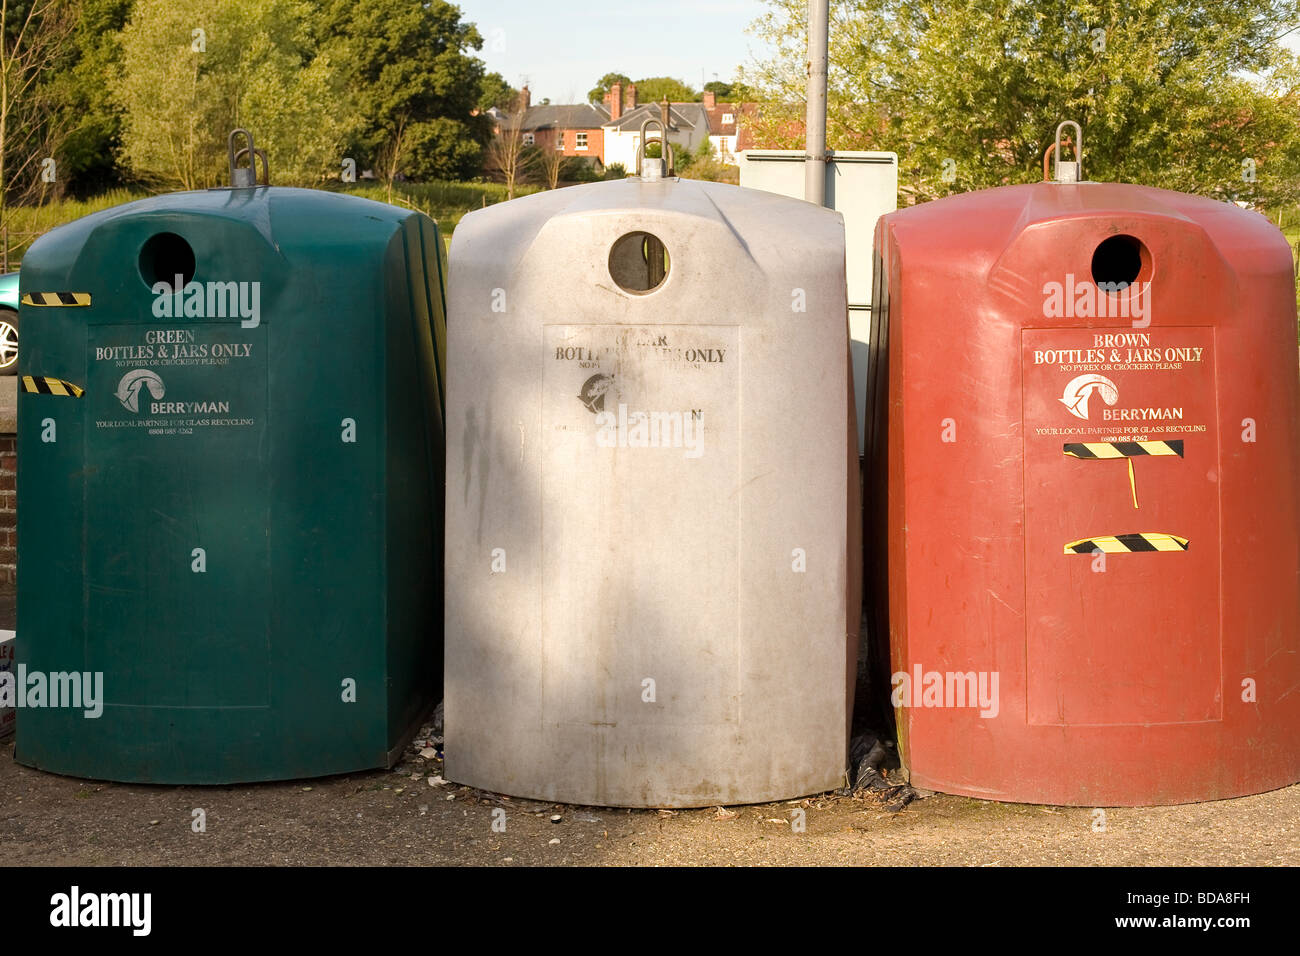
[444,177,859,807]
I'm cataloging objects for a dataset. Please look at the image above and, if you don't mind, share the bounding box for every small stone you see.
[550,814,562,824]
[149,820,159,826]
[548,838,560,845]
[301,786,312,792]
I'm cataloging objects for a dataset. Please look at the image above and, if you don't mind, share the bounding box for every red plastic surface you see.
[868,183,1300,805]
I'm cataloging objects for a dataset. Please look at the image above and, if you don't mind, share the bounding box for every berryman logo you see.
[115,369,164,412]
[1059,373,1118,421]
[115,369,230,415]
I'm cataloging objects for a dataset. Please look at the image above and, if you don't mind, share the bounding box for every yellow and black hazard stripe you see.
[21,291,91,307]
[1063,440,1183,459]
[21,375,84,398]
[1065,533,1189,554]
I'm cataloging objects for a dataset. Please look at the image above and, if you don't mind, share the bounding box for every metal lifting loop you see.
[233,148,270,187]
[228,129,269,187]
[1054,120,1083,183]
[635,117,674,180]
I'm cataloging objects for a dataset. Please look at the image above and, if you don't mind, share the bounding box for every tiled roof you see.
[704,103,743,134]
[605,102,709,133]
[516,103,611,131]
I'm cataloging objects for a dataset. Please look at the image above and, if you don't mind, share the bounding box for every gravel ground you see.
[2,733,1297,866]
[2,582,1296,867]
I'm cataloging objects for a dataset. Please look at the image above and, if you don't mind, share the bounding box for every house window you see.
[522,132,534,145]
[722,113,734,124]
[576,132,588,150]
[555,132,565,150]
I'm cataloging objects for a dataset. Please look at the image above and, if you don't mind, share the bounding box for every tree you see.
[115,0,356,189]
[478,71,517,112]
[743,0,1300,207]
[537,134,563,189]
[631,76,698,104]
[588,71,631,103]
[485,94,534,199]
[322,0,492,182]
[704,80,734,98]
[25,0,132,199]
[1,0,78,214]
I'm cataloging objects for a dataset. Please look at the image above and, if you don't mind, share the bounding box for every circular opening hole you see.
[609,231,669,294]
[1090,234,1147,291]
[139,232,195,292]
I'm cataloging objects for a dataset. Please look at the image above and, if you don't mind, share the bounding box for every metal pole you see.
[804,0,829,205]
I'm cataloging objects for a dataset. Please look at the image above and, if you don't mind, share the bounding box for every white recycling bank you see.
[444,172,862,807]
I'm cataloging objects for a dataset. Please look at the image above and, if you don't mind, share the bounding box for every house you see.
[701,90,747,162]
[490,82,758,173]
[599,81,712,171]
[509,86,609,167]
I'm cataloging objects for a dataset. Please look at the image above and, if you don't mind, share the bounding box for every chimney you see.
[703,90,716,109]
[519,85,531,110]
[610,82,622,121]
[626,84,637,110]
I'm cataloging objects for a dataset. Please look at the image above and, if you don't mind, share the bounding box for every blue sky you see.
[455,0,775,104]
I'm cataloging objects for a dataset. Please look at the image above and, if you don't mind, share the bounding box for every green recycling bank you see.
[14,185,447,783]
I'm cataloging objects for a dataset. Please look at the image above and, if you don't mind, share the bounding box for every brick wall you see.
[0,435,13,584]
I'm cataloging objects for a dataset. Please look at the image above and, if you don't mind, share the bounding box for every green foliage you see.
[703,80,734,98]
[588,72,632,103]
[743,0,1300,207]
[328,179,541,232]
[1,0,78,208]
[115,0,356,189]
[320,0,491,182]
[560,157,602,184]
[2,188,145,264]
[672,134,736,183]
[478,71,517,112]
[1266,206,1300,315]
[632,76,699,104]
[42,0,133,197]
[3,179,542,268]
[603,162,627,180]
[589,73,701,104]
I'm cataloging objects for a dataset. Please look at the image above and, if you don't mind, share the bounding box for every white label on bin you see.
[541,324,741,728]
[1021,326,1221,726]
[87,325,263,437]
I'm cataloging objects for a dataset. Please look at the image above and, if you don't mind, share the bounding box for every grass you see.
[1,188,145,269]
[337,180,541,234]
[1262,207,1300,317]
[0,180,542,270]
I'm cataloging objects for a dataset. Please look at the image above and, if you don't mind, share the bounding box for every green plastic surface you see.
[13,186,445,783]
